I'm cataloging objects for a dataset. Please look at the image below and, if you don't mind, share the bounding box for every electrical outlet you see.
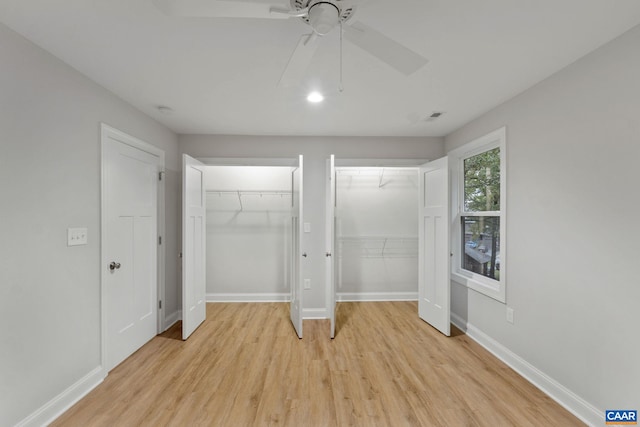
[506,307,514,324]
[304,279,311,290]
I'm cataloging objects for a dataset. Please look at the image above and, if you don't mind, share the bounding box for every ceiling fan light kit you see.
[307,2,340,36]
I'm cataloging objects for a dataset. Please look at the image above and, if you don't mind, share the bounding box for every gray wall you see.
[180,135,445,314]
[445,25,640,412]
[0,23,179,426]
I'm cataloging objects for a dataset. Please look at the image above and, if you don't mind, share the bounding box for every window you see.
[450,128,506,302]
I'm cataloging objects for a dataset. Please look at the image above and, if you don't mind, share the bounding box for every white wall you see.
[204,166,292,298]
[336,168,419,297]
[0,23,179,426]
[180,136,445,316]
[445,25,640,422]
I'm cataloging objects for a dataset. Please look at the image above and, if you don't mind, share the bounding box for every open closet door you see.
[182,154,206,340]
[290,155,304,338]
[326,155,336,338]
[418,156,451,336]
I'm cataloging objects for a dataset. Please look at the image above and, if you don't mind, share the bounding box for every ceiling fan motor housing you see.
[307,1,341,35]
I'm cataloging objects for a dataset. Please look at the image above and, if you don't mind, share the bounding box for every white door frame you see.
[100,123,165,372]
[189,156,301,326]
[197,157,298,167]
[334,158,430,168]
[331,159,426,305]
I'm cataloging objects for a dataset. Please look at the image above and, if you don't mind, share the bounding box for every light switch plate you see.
[304,279,311,290]
[304,222,311,233]
[68,228,88,246]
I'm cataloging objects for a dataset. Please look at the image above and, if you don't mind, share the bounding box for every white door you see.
[290,155,304,338]
[326,155,337,338]
[418,157,451,336]
[182,154,206,340]
[103,129,161,372]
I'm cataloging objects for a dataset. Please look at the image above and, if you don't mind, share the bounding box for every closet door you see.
[418,157,451,336]
[182,154,207,340]
[290,155,304,338]
[326,155,336,338]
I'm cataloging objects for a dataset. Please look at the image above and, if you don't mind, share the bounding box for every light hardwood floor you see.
[53,302,584,426]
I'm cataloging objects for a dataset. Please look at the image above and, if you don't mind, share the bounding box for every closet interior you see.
[203,165,294,300]
[335,166,420,299]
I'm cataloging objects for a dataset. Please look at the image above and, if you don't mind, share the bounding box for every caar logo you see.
[606,410,637,425]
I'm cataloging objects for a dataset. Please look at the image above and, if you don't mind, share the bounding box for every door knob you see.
[109,262,121,271]
[326,252,332,257]
[302,253,308,258]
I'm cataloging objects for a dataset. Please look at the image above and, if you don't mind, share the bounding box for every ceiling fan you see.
[154,0,428,87]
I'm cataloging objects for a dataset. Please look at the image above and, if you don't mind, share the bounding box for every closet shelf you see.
[336,168,417,188]
[206,190,291,212]
[338,236,418,259]
[206,190,291,196]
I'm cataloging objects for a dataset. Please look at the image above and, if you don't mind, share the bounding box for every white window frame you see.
[450,127,506,303]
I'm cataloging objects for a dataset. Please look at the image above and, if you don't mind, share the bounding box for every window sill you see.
[451,271,506,303]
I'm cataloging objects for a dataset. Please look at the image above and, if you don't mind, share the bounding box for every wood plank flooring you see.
[53,302,584,426]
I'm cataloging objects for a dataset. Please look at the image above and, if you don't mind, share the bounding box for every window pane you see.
[464,147,500,212]
[461,216,500,280]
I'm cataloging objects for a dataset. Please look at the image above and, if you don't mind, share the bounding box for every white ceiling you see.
[2,0,640,137]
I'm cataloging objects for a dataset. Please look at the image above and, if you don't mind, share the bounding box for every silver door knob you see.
[109,262,121,271]
[326,252,332,257]
[302,253,307,258]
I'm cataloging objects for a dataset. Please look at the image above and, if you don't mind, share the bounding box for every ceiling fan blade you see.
[343,21,428,75]
[154,0,293,19]
[278,33,320,87]
[270,6,309,17]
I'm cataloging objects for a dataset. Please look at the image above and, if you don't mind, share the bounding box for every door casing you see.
[328,157,431,338]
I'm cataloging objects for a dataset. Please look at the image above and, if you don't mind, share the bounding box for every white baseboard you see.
[337,291,418,302]
[164,310,181,331]
[205,295,323,319]
[16,366,104,427]
[450,313,602,427]
[206,293,290,303]
[450,312,467,332]
[303,308,328,319]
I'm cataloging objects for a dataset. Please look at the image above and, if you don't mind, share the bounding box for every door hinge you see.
[159,300,162,309]
[158,236,162,245]
[159,171,165,181]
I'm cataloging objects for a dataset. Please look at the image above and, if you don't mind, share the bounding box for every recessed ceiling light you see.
[307,92,324,103]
